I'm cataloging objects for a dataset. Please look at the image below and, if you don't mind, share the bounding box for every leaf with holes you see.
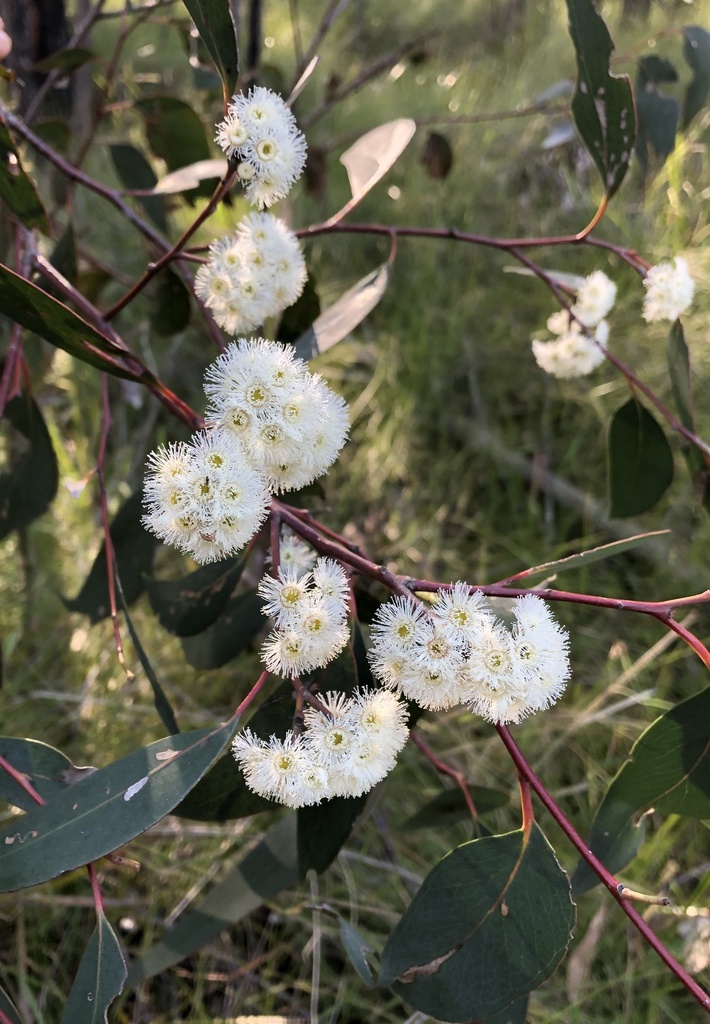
[60,911,127,1024]
[146,555,245,637]
[573,685,710,895]
[0,723,234,893]
[126,813,297,985]
[0,737,95,812]
[379,825,575,1020]
[0,121,48,233]
[295,262,390,359]
[566,0,636,199]
[181,0,239,105]
[608,398,674,517]
[64,492,157,623]
[682,26,710,127]
[0,393,58,540]
[340,119,416,204]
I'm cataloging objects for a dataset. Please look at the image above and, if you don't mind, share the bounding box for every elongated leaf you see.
[295,262,390,360]
[503,530,671,584]
[134,97,211,174]
[115,576,180,736]
[379,826,575,1020]
[0,122,48,233]
[0,983,22,1024]
[0,723,234,893]
[635,58,679,171]
[60,911,127,1024]
[608,398,674,517]
[148,268,191,337]
[45,222,78,288]
[682,26,710,128]
[181,0,239,105]
[668,320,694,434]
[566,0,635,199]
[180,588,264,669]
[64,492,157,623]
[278,273,321,344]
[298,795,368,876]
[109,144,166,232]
[401,786,509,830]
[152,158,227,195]
[340,119,416,204]
[0,263,149,381]
[573,685,710,895]
[126,813,297,985]
[0,393,59,540]
[338,917,377,986]
[32,47,95,74]
[0,737,93,811]
[174,752,272,820]
[146,555,245,637]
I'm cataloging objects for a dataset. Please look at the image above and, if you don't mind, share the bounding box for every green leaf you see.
[146,555,246,637]
[298,795,368,876]
[682,26,710,128]
[340,119,416,205]
[278,273,321,345]
[0,723,234,893]
[380,826,574,1019]
[400,786,509,830]
[126,813,298,985]
[573,685,710,895]
[64,492,157,623]
[180,588,264,669]
[0,121,48,233]
[181,0,239,106]
[667,320,694,434]
[174,751,272,820]
[134,97,211,176]
[0,983,23,1024]
[148,268,191,337]
[566,0,636,199]
[60,911,127,1024]
[115,576,180,736]
[294,262,391,360]
[109,143,167,232]
[32,47,96,74]
[338,917,377,986]
[0,393,59,540]
[0,262,151,381]
[0,737,94,812]
[46,222,78,288]
[635,58,679,170]
[608,398,674,517]
[503,531,671,585]
[482,995,529,1024]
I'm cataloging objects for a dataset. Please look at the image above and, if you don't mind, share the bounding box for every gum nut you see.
[0,32,11,60]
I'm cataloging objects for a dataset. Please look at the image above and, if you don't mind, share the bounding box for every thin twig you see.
[409,730,478,821]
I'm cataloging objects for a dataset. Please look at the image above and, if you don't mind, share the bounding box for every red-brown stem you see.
[87,862,105,916]
[230,669,272,721]
[270,508,282,577]
[97,375,130,675]
[518,776,534,835]
[409,729,478,821]
[496,725,710,1013]
[0,1008,17,1024]
[663,618,710,671]
[293,677,332,716]
[0,754,45,806]
[105,167,238,319]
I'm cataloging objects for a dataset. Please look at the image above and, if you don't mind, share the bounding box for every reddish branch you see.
[409,729,478,821]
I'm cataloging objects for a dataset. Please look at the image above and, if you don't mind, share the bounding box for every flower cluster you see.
[368,586,570,724]
[258,559,349,677]
[531,270,614,380]
[142,431,270,564]
[642,257,695,322]
[195,213,307,335]
[231,687,409,807]
[205,338,349,493]
[142,341,349,563]
[215,86,307,208]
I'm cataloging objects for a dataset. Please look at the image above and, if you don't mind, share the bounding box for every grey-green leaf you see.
[573,685,710,895]
[379,826,575,1020]
[566,0,636,199]
[146,555,246,637]
[608,398,674,517]
[0,393,59,540]
[0,724,234,893]
[0,737,91,811]
[60,911,127,1024]
[126,813,297,985]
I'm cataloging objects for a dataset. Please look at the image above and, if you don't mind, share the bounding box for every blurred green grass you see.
[1,0,710,1020]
